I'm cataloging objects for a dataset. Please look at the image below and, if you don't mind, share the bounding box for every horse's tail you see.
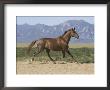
[27,40,37,54]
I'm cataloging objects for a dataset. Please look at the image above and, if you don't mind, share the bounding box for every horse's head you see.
[69,27,79,39]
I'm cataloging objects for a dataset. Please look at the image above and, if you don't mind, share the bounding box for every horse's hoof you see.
[32,58,34,61]
[76,62,80,64]
[67,60,73,63]
[53,62,56,64]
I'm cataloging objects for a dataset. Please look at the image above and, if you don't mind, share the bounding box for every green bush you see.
[16,47,94,63]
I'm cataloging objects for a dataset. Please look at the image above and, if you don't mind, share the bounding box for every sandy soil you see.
[16,61,94,74]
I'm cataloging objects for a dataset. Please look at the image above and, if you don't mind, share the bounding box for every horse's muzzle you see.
[77,35,79,39]
[74,34,79,39]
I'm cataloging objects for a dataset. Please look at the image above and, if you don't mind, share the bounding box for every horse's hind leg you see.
[62,51,65,58]
[32,46,44,62]
[46,49,56,64]
[32,51,41,61]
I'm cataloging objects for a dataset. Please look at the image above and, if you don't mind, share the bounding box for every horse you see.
[27,27,79,64]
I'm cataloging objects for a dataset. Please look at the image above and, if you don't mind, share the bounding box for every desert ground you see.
[17,60,94,74]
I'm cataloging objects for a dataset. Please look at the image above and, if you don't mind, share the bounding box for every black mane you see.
[62,31,68,36]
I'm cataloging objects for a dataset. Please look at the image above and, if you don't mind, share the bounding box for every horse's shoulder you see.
[57,36,67,44]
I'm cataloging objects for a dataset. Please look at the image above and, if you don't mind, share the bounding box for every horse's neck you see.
[62,33,71,44]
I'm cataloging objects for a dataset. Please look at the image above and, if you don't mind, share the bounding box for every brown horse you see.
[27,27,79,64]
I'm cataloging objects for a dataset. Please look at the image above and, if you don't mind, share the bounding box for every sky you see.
[16,16,94,26]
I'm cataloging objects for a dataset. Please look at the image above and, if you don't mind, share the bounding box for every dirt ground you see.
[16,61,94,74]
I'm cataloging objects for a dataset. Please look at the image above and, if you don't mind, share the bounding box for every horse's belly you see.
[47,44,63,51]
[52,46,63,51]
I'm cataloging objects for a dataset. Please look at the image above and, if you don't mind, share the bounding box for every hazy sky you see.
[17,16,94,26]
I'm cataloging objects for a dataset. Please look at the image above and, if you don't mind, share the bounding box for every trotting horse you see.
[27,27,79,64]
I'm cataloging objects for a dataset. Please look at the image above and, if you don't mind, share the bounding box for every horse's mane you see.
[57,31,68,39]
[62,31,68,36]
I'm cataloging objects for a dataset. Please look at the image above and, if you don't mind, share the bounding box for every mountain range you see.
[16,20,94,43]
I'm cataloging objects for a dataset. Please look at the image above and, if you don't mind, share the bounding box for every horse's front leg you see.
[66,49,78,63]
